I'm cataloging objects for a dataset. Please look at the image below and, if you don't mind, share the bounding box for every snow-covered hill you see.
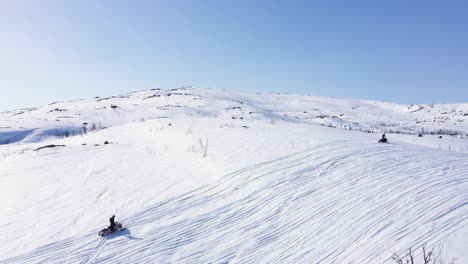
[1,87,468,146]
[0,88,467,263]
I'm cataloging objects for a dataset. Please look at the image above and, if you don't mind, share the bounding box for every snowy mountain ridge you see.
[1,87,468,145]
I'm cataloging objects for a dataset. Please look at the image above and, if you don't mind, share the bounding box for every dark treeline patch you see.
[34,144,66,152]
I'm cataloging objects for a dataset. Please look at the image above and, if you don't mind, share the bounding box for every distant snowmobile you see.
[99,215,125,237]
[378,133,388,143]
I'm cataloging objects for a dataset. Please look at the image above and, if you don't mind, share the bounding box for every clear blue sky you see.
[1,0,467,110]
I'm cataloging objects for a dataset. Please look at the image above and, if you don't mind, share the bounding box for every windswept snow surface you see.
[0,88,467,263]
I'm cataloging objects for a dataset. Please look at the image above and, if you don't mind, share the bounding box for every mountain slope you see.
[0,89,467,263]
[0,118,467,263]
[1,88,468,146]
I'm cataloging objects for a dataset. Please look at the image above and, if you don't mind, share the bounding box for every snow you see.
[0,88,467,263]
[1,88,468,145]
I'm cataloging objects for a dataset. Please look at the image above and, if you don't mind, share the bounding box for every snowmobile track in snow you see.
[79,238,108,264]
[2,140,468,263]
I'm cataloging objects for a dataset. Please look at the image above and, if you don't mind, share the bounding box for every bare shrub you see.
[199,138,208,157]
[391,244,455,264]
[187,138,208,157]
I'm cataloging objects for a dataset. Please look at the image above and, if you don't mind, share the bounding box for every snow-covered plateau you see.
[0,88,467,263]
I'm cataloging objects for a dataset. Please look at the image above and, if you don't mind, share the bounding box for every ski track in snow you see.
[2,140,467,263]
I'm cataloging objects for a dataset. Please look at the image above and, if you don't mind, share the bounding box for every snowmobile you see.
[378,134,388,143]
[378,138,388,143]
[98,222,125,237]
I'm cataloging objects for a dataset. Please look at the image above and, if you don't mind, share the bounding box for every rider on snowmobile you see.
[379,133,388,143]
[109,215,116,231]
